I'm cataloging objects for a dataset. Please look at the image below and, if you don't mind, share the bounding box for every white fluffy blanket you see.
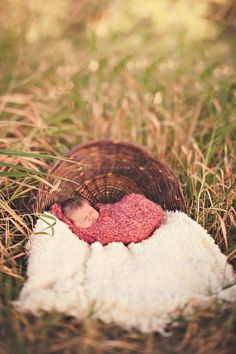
[15,211,236,334]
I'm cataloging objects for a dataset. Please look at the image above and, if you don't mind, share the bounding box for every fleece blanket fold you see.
[14,211,236,334]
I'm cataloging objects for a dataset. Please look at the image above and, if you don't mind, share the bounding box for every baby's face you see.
[69,202,99,228]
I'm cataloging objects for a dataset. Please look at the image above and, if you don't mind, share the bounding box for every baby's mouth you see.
[89,217,97,224]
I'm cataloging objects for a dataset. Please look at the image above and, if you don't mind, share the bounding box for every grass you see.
[0,0,236,353]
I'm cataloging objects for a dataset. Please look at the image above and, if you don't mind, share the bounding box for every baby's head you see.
[61,197,99,228]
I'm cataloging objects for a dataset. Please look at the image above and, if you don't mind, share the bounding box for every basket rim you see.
[65,139,153,157]
[56,139,178,177]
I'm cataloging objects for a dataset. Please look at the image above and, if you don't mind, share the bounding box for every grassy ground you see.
[0,0,236,353]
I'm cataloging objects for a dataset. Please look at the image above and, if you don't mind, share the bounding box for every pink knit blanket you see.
[50,193,165,245]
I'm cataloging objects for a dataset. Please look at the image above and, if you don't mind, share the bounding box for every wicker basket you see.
[33,140,187,213]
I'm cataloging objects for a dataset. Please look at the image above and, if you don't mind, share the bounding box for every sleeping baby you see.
[50,193,165,245]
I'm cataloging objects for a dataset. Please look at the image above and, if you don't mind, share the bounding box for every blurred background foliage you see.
[208,0,236,36]
[0,0,235,39]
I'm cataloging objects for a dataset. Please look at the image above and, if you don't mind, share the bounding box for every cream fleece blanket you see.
[14,211,236,334]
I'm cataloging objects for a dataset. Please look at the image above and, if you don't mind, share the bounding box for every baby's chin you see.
[75,219,97,229]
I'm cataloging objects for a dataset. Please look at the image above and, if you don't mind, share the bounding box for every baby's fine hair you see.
[61,197,88,218]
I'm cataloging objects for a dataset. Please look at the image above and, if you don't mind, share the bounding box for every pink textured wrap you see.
[50,193,165,245]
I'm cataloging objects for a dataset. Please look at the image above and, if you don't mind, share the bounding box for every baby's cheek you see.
[73,218,82,227]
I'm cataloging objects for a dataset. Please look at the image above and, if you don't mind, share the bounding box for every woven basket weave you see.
[33,140,186,213]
